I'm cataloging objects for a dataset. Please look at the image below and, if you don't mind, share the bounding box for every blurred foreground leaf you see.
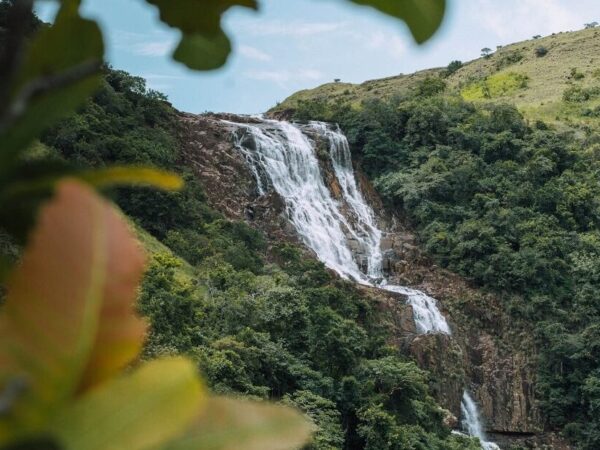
[0,2,104,173]
[0,180,146,443]
[79,167,184,191]
[174,31,231,71]
[51,357,205,450]
[143,0,445,70]
[349,0,446,43]
[0,166,182,244]
[156,396,314,450]
[144,0,257,70]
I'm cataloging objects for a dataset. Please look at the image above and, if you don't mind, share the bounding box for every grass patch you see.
[271,27,600,133]
[461,72,529,100]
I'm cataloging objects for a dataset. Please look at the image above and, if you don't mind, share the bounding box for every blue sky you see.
[37,0,600,114]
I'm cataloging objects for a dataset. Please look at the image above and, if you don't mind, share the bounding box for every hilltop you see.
[271,27,600,129]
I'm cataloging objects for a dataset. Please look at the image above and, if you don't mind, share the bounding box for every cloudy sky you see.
[37,0,600,114]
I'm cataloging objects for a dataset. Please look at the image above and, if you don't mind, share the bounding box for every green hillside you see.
[271,26,600,450]
[272,27,600,129]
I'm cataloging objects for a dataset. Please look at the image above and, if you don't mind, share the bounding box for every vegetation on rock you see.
[27,65,480,450]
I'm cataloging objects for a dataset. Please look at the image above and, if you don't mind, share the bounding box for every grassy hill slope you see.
[272,27,600,129]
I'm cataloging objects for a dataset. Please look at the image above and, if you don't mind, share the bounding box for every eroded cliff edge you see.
[177,112,571,449]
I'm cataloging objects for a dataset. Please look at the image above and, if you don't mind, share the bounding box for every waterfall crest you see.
[230,119,369,282]
[229,118,450,335]
[308,121,384,280]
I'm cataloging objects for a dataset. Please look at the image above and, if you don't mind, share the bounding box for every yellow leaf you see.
[78,183,148,391]
[156,396,313,450]
[51,357,205,450]
[1,166,183,200]
[0,180,147,442]
[79,167,183,191]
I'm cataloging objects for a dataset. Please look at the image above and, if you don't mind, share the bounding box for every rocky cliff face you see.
[379,226,542,431]
[177,113,572,449]
[178,113,302,244]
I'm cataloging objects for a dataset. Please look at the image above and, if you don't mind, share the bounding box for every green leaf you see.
[155,396,313,450]
[146,0,257,34]
[0,437,61,450]
[144,0,445,70]
[0,180,146,443]
[174,31,231,71]
[51,357,205,450]
[0,156,73,243]
[144,0,257,70]
[0,3,104,172]
[0,256,11,283]
[348,0,446,43]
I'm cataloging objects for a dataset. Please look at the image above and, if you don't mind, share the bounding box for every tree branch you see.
[0,59,102,133]
[0,0,34,116]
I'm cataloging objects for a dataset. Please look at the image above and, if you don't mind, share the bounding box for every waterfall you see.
[227,118,450,335]
[229,119,368,282]
[381,284,451,334]
[227,117,500,445]
[308,121,383,280]
[461,392,500,450]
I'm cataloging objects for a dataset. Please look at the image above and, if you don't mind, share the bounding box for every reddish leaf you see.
[0,180,146,441]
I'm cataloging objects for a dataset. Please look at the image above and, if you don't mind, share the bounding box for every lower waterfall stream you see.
[228,117,497,449]
[461,392,501,450]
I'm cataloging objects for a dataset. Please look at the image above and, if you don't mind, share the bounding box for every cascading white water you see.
[381,284,451,334]
[308,121,383,280]
[461,392,500,450]
[228,118,450,334]
[229,119,369,282]
[309,121,451,334]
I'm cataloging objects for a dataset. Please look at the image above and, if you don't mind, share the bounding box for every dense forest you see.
[18,64,479,450]
[290,72,600,449]
[3,1,600,449]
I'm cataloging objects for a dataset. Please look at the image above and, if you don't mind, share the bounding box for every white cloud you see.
[114,30,148,42]
[112,30,176,58]
[366,31,407,59]
[299,69,323,80]
[143,73,185,81]
[476,0,583,40]
[141,73,185,91]
[133,41,172,57]
[241,21,346,37]
[244,69,323,87]
[238,45,272,62]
